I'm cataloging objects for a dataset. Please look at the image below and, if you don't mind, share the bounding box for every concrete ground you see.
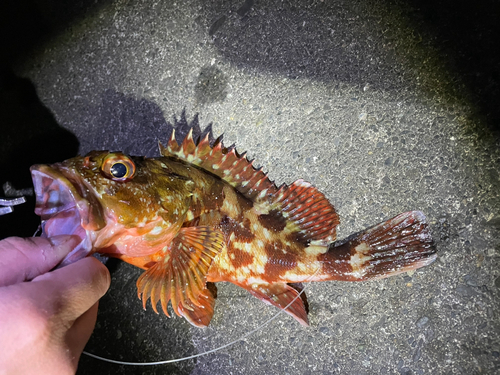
[1,0,499,374]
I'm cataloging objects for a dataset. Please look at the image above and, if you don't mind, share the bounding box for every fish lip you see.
[30,164,98,267]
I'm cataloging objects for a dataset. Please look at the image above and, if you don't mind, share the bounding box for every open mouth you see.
[31,165,96,267]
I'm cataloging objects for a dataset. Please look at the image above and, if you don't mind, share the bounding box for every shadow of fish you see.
[31,112,436,327]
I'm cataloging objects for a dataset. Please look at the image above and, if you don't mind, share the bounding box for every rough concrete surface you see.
[1,0,499,374]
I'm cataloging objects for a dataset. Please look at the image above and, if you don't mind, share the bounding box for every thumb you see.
[0,235,81,287]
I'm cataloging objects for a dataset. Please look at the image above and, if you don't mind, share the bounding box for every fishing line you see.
[83,266,321,366]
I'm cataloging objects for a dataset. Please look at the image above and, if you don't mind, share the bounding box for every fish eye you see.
[110,162,128,178]
[102,154,136,181]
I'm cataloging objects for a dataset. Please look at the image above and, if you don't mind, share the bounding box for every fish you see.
[30,113,437,328]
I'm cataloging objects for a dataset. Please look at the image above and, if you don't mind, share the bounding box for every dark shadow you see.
[194,66,229,105]
[79,89,171,156]
[0,69,79,239]
[203,1,410,90]
[0,0,111,65]
[404,0,500,133]
[201,0,499,132]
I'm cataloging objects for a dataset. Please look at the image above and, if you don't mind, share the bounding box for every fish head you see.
[31,151,195,267]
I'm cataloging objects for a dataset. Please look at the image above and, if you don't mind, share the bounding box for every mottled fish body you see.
[31,114,436,327]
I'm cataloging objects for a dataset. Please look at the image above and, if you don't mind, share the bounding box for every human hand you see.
[0,236,111,375]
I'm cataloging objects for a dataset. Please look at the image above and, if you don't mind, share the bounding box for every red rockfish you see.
[31,114,436,327]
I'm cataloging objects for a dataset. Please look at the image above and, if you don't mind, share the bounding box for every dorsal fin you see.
[263,179,339,243]
[160,115,340,240]
[160,126,280,202]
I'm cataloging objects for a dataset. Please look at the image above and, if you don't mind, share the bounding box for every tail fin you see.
[319,211,436,281]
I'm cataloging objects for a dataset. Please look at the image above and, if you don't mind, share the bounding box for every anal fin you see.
[245,283,309,326]
[136,226,224,327]
[178,283,218,327]
[288,282,309,314]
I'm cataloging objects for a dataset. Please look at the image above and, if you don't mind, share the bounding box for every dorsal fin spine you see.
[181,129,195,156]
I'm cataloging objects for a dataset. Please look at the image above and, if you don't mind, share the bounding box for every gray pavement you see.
[1,0,499,374]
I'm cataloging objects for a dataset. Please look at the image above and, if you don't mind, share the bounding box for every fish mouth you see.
[31,164,103,267]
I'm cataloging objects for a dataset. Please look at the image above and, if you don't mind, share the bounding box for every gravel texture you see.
[1,1,499,374]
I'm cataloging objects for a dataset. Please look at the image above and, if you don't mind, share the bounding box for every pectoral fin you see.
[136,226,224,327]
[245,282,309,326]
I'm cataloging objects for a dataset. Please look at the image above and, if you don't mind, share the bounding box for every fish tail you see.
[318,211,437,281]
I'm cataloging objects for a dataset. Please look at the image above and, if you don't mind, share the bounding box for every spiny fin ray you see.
[161,117,279,201]
[266,179,340,243]
[245,283,309,326]
[136,226,224,327]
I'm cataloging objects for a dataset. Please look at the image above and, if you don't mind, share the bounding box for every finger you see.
[65,301,99,366]
[0,235,81,287]
[2,257,110,322]
[29,257,110,321]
